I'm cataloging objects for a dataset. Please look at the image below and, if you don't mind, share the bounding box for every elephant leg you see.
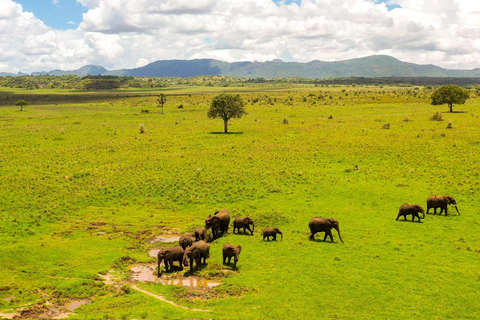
[326,230,334,242]
[444,207,448,215]
[168,258,174,272]
[433,208,437,215]
[228,257,232,264]
[323,232,327,241]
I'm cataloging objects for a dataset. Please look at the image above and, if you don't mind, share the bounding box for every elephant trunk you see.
[280,232,283,241]
[421,210,425,219]
[157,257,163,277]
[455,205,460,215]
[251,221,255,234]
[335,226,344,243]
[182,253,189,267]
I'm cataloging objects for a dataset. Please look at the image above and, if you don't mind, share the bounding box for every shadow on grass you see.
[310,238,339,243]
[396,219,424,223]
[183,263,209,276]
[208,132,244,135]
[443,111,468,114]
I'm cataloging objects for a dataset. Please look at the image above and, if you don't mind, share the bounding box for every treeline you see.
[2,74,480,90]
[308,77,480,87]
[0,74,256,90]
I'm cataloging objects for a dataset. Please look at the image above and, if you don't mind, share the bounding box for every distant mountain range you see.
[4,55,480,79]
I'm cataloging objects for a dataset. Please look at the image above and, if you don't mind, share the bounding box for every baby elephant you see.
[157,245,184,277]
[397,204,425,222]
[222,243,242,269]
[194,227,207,241]
[233,216,254,235]
[262,227,282,241]
[179,235,194,250]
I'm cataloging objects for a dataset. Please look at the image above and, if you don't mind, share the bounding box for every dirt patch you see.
[128,264,221,288]
[7,300,90,319]
[148,235,181,244]
[130,285,210,312]
[148,248,161,258]
[0,312,20,319]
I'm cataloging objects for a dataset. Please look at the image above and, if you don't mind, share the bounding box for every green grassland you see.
[0,85,479,319]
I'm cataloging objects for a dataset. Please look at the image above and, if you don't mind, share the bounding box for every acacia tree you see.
[15,99,28,111]
[208,93,246,133]
[431,85,469,113]
[157,94,167,114]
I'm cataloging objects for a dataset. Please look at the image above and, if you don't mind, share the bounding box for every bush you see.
[139,124,146,134]
[430,112,444,121]
[382,123,390,129]
[446,121,454,129]
[283,118,289,124]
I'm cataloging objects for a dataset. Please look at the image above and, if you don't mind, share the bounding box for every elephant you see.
[426,195,460,215]
[205,209,231,239]
[308,217,344,243]
[182,240,210,272]
[157,245,184,277]
[396,204,425,222]
[194,227,207,241]
[233,216,254,235]
[179,235,194,250]
[262,227,282,241]
[205,230,214,243]
[222,243,242,269]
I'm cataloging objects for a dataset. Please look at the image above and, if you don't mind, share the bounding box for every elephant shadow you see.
[397,219,424,223]
[310,238,339,243]
[208,132,244,135]
[183,263,209,275]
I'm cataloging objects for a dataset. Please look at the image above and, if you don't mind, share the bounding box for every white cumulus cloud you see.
[1,0,480,73]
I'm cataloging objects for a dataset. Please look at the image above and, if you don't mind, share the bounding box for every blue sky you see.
[15,0,87,29]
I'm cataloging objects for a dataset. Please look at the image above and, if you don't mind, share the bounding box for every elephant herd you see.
[156,209,345,275]
[157,195,458,275]
[396,195,460,222]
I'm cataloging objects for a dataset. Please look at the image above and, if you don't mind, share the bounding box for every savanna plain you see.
[0,82,479,319]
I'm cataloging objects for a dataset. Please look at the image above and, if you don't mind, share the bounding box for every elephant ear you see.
[192,247,201,257]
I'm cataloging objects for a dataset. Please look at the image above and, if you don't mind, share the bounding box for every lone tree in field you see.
[208,93,246,133]
[431,85,469,113]
[157,94,167,114]
[15,99,28,111]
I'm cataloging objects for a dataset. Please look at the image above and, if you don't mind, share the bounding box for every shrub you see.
[283,118,289,124]
[446,121,454,129]
[430,112,444,121]
[139,123,146,133]
[382,123,390,129]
